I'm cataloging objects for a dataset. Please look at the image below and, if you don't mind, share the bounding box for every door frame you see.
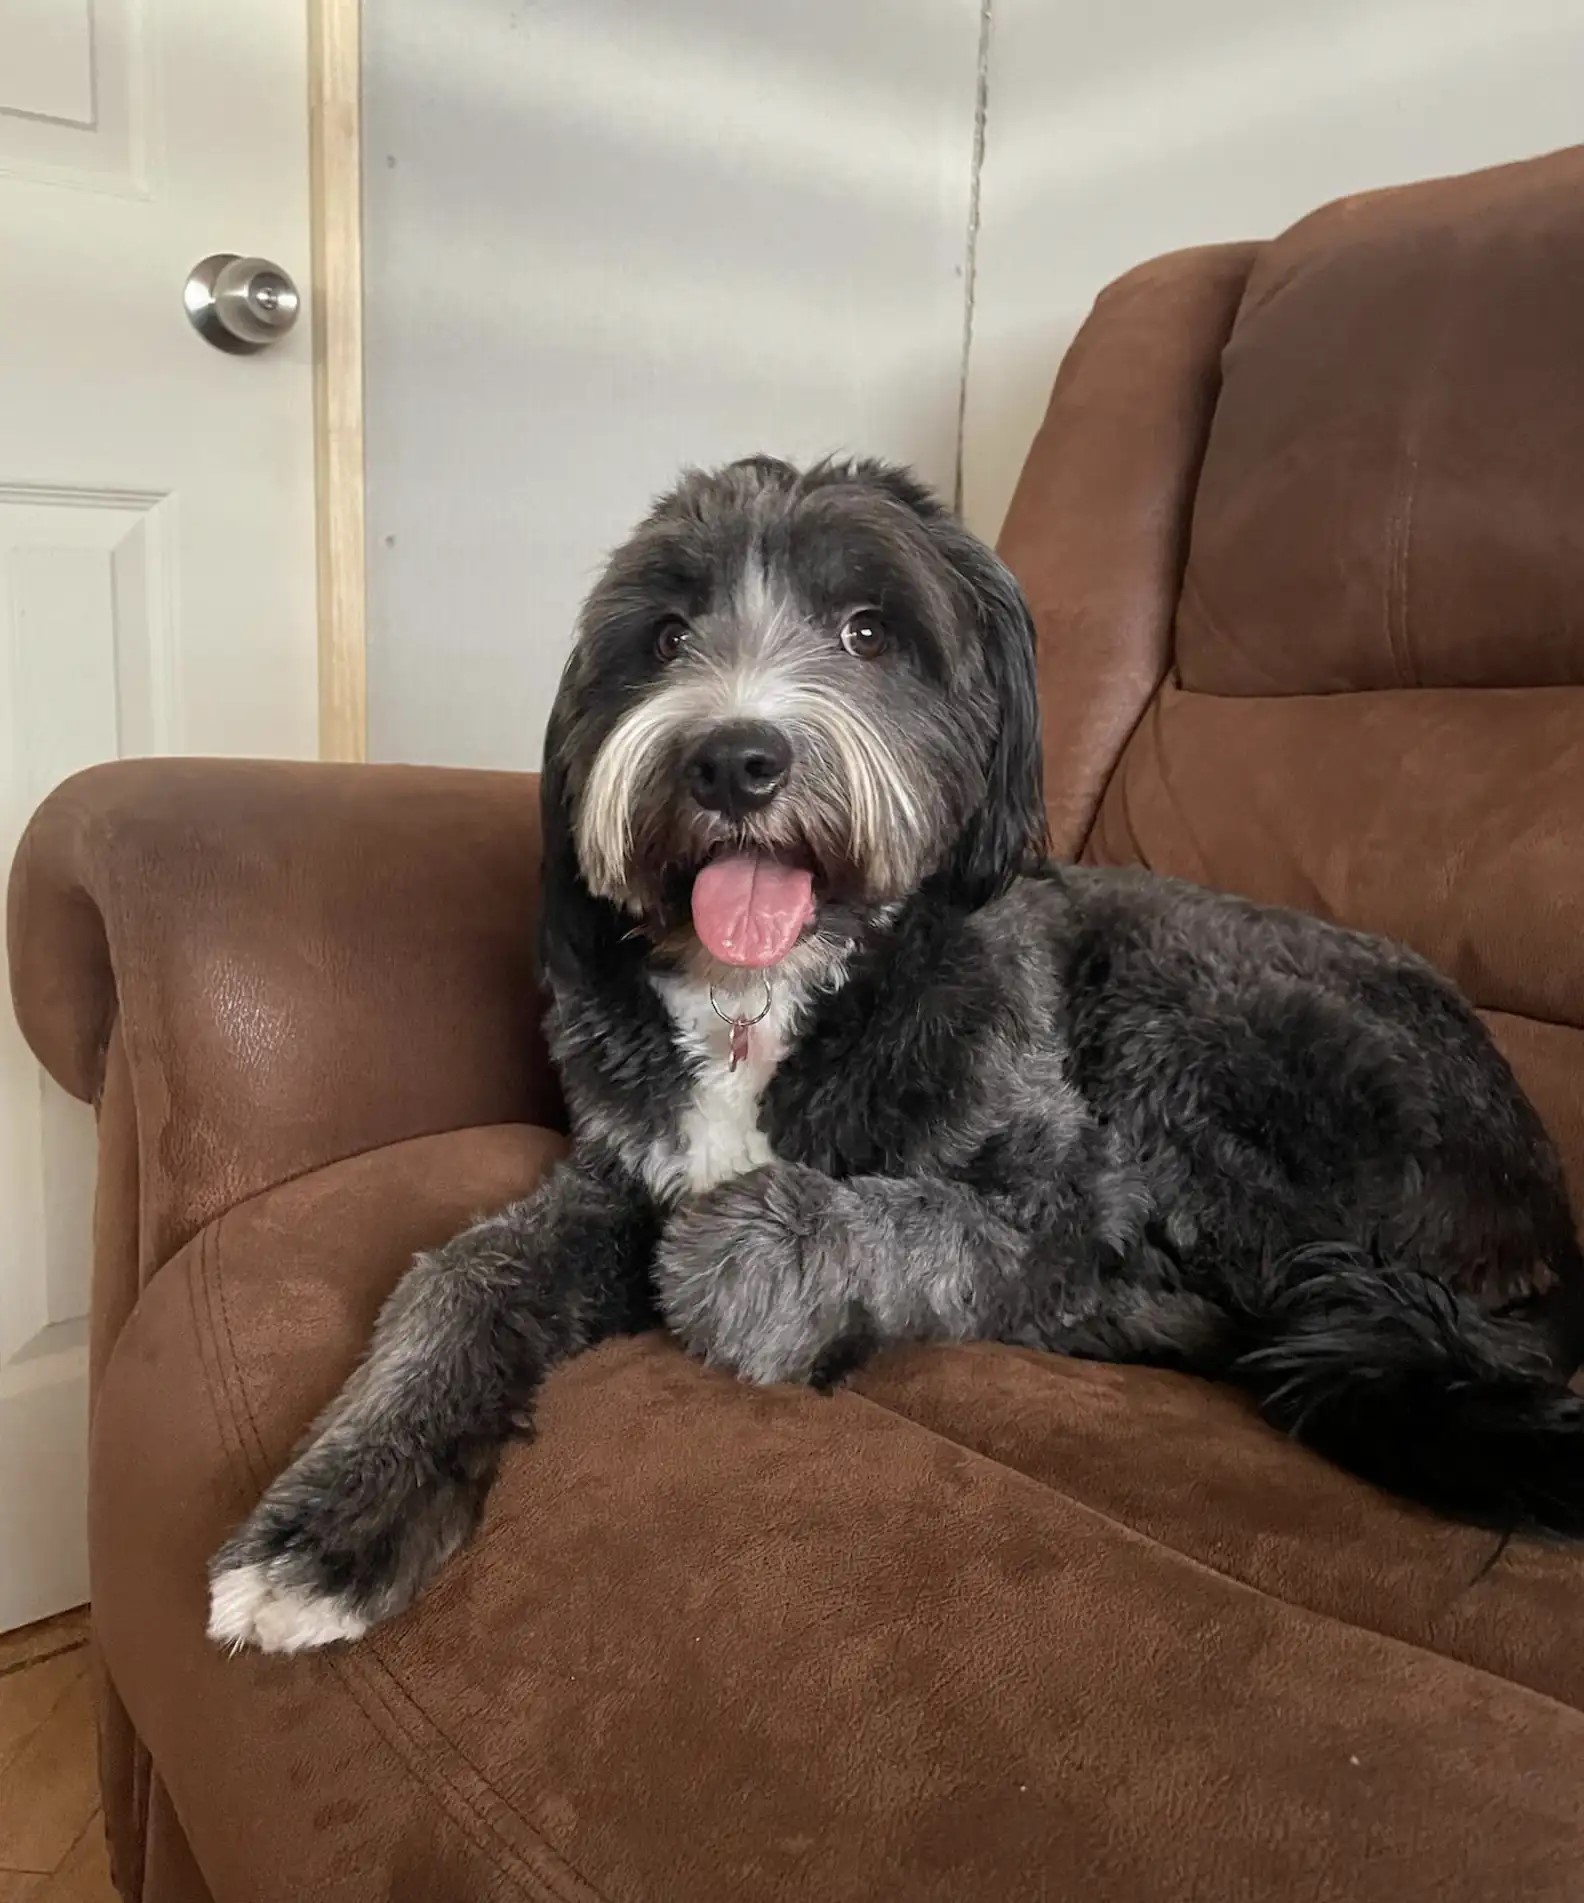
[310,0,367,762]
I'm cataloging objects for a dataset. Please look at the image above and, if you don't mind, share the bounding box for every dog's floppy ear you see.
[535,685,627,988]
[848,459,1047,904]
[535,699,584,986]
[933,526,1050,905]
[537,665,658,996]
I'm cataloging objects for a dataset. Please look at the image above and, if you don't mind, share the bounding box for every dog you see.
[208,455,1584,1654]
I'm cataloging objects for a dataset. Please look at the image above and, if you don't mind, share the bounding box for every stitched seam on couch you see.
[339,1654,602,1903]
[839,1382,1584,1725]
[92,1128,558,1499]
[201,1218,609,1903]
[1176,569,1294,697]
[130,1730,151,1903]
[197,1226,259,1508]
[150,1120,570,1288]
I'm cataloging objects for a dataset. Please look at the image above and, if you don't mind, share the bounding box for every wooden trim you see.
[309,0,367,761]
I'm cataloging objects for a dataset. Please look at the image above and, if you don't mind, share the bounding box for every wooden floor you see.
[0,1610,117,1902]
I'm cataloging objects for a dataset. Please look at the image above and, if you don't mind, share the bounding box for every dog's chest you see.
[644,973,805,1198]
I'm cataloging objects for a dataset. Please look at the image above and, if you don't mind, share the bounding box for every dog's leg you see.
[207,1161,655,1654]
[658,1161,1233,1385]
[654,1161,1049,1382]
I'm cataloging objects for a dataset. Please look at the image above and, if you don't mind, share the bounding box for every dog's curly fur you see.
[209,456,1584,1653]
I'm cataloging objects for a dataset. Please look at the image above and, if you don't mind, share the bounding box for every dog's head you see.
[540,457,1046,977]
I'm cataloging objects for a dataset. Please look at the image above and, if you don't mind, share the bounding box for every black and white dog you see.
[210,456,1584,1653]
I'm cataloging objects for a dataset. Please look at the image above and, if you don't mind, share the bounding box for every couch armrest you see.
[8,758,563,1275]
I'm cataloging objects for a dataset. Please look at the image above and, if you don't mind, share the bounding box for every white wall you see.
[961,0,1584,539]
[363,0,984,769]
[364,0,1584,764]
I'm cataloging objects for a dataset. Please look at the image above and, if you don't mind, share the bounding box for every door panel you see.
[0,0,317,1631]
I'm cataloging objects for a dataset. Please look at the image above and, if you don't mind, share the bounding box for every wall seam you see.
[953,0,995,516]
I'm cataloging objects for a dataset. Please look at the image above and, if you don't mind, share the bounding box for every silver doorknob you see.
[184,253,301,354]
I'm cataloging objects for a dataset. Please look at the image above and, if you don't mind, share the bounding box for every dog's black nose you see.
[685,721,792,817]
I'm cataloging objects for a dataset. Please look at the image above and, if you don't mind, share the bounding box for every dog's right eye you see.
[653,618,690,662]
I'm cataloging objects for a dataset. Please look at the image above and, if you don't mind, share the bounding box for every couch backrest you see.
[998,145,1584,1204]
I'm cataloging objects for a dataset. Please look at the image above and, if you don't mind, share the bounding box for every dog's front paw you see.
[656,1163,867,1385]
[207,1437,487,1655]
[207,1549,372,1656]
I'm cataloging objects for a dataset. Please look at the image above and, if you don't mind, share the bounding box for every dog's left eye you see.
[839,610,887,659]
[653,618,691,662]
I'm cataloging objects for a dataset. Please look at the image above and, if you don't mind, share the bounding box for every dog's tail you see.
[1230,1245,1584,1539]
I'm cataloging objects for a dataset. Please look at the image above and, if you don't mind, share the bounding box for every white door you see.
[0,0,319,1632]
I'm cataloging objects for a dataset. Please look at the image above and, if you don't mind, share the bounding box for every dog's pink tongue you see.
[691,853,815,967]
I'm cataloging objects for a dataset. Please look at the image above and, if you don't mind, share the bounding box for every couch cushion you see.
[1084,683,1584,1197]
[90,1127,1584,1901]
[854,1349,1584,1711]
[1176,146,1584,697]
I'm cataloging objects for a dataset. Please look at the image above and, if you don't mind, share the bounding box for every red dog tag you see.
[709,979,771,1075]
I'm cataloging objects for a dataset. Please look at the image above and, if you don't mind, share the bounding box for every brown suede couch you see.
[10,147,1584,1902]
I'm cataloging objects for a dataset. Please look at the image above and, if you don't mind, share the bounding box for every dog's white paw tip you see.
[207,1560,371,1655]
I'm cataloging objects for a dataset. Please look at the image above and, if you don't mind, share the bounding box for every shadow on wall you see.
[363,0,983,772]
[961,0,1584,539]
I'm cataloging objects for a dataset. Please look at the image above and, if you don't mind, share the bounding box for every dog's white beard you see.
[574,653,931,905]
